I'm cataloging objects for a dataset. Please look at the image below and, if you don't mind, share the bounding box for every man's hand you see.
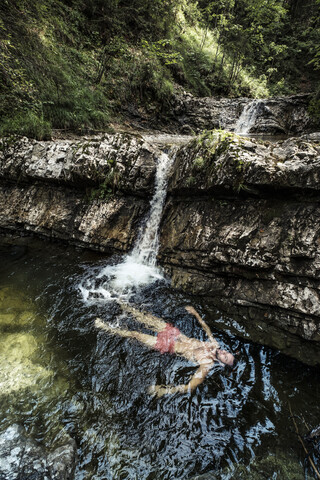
[95,318,105,329]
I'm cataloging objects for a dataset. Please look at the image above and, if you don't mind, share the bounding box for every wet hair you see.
[232,357,238,368]
[225,356,238,372]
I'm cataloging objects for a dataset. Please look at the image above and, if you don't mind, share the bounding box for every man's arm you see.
[185,306,220,349]
[148,363,212,397]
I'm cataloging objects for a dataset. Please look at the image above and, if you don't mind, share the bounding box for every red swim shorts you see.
[155,323,180,354]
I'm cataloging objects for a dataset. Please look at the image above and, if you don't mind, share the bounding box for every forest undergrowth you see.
[0,0,319,138]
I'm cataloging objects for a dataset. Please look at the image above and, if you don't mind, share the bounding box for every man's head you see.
[216,348,235,367]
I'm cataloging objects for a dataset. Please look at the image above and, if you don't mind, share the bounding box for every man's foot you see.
[95,318,105,329]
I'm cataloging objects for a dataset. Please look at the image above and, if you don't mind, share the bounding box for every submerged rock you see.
[0,331,52,394]
[0,424,77,480]
[0,284,77,479]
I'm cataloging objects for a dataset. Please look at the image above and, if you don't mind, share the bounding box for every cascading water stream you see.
[131,150,174,267]
[235,100,262,134]
[80,150,176,301]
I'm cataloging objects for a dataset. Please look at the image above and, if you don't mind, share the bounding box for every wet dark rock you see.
[251,95,315,135]
[172,95,240,133]
[0,424,77,480]
[47,443,78,480]
[179,124,194,135]
[189,451,305,479]
[306,425,320,441]
[304,426,320,472]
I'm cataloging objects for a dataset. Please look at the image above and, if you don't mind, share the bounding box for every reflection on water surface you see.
[0,237,319,479]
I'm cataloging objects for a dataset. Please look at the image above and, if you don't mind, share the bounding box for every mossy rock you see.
[0,311,34,328]
[0,332,52,394]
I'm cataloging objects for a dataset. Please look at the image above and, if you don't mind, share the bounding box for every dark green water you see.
[0,236,319,479]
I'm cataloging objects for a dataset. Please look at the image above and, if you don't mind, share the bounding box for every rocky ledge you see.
[0,424,77,480]
[0,133,158,252]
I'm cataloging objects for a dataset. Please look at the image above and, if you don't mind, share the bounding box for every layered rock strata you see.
[0,134,158,251]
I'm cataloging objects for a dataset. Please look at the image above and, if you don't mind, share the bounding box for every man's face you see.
[216,349,235,366]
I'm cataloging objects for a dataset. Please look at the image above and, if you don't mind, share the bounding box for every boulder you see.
[0,424,77,480]
[168,131,320,194]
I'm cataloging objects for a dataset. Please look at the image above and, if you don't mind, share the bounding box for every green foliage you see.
[100,39,175,108]
[0,111,51,140]
[88,180,114,202]
[186,175,196,186]
[86,159,123,202]
[0,0,320,139]
[141,39,183,66]
[309,89,320,120]
[197,0,320,96]
[193,156,205,170]
[188,129,235,181]
[197,129,234,152]
[186,129,255,193]
[0,0,110,138]
[173,28,213,96]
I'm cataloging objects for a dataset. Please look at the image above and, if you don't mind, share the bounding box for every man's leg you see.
[95,318,157,349]
[119,303,167,332]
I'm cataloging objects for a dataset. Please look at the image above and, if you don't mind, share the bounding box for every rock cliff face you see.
[158,131,320,362]
[172,93,317,135]
[0,126,320,363]
[0,134,158,252]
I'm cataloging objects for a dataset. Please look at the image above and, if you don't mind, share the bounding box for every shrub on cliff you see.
[0,112,51,140]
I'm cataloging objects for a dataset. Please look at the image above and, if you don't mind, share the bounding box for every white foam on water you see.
[96,259,164,296]
[80,150,175,302]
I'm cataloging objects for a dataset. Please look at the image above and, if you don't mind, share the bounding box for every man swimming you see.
[95,304,235,397]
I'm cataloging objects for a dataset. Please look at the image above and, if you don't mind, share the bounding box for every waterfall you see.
[235,100,261,134]
[80,150,175,301]
[131,151,173,266]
